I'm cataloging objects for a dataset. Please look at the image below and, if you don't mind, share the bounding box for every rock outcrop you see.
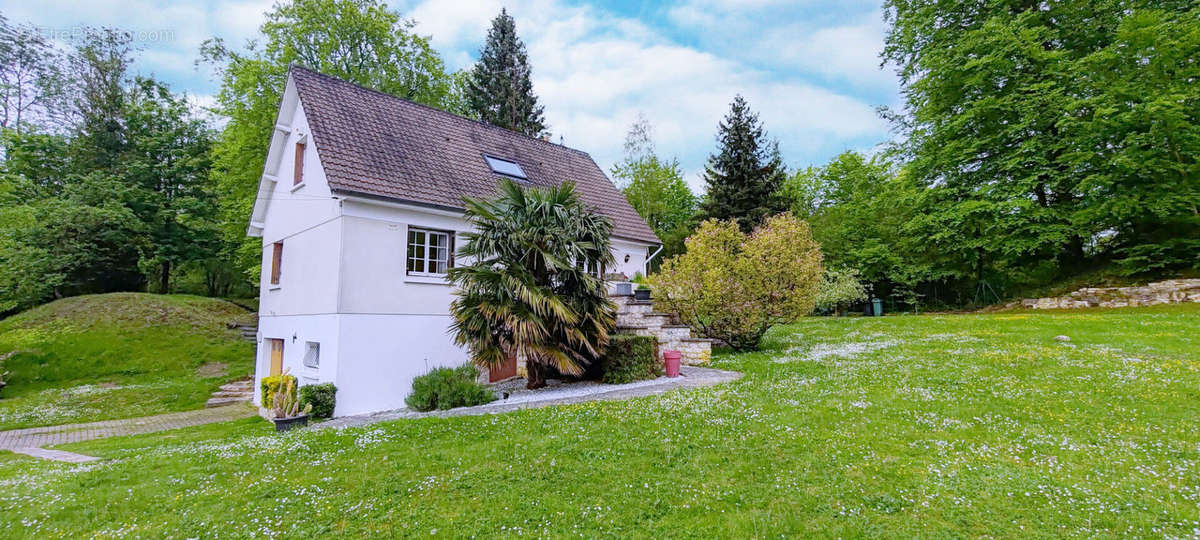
[1019,279,1200,310]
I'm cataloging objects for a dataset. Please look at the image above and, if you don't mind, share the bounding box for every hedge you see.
[596,334,661,384]
[299,383,337,419]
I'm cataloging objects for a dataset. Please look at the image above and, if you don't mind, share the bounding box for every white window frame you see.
[407,227,452,277]
[302,341,320,369]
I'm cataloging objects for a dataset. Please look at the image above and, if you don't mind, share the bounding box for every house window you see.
[575,257,603,278]
[484,155,527,179]
[407,228,453,276]
[294,142,305,185]
[270,242,283,285]
[302,341,320,369]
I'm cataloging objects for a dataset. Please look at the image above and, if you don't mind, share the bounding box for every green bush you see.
[405,365,495,412]
[596,334,661,384]
[298,383,337,419]
[260,374,295,408]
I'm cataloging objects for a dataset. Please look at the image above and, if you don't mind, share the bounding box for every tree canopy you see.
[611,115,696,265]
[700,95,787,232]
[466,8,548,137]
[883,0,1200,281]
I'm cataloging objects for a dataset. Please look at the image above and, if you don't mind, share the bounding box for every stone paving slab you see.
[9,447,100,463]
[0,404,256,462]
[318,365,742,430]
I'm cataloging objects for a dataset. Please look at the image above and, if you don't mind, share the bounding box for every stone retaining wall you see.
[1020,279,1200,309]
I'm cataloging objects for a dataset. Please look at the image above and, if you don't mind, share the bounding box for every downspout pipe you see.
[644,244,664,276]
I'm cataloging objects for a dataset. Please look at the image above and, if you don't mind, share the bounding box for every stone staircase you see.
[611,293,713,365]
[206,378,254,408]
[230,316,259,344]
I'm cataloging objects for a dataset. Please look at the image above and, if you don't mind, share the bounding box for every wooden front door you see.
[267,339,284,376]
[489,353,517,383]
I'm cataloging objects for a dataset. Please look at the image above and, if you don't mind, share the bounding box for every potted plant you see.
[634,284,651,301]
[271,369,311,432]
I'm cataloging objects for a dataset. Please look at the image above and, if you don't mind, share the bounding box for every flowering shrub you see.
[816,267,869,315]
[651,213,822,350]
[260,374,295,408]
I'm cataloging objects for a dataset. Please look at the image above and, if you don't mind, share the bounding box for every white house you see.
[248,66,661,417]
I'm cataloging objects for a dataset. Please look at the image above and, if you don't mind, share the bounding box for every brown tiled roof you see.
[290,66,659,244]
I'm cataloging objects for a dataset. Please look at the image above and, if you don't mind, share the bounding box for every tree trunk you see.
[159,260,170,293]
[525,358,546,389]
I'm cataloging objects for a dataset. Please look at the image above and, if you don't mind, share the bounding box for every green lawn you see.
[0,293,254,429]
[3,305,1199,537]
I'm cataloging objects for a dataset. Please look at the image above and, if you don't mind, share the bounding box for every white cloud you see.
[408,0,890,193]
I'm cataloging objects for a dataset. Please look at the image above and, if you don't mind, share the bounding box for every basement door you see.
[489,353,517,383]
[267,338,284,376]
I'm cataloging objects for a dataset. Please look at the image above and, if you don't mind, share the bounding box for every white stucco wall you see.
[610,238,651,280]
[254,314,341,407]
[258,99,342,318]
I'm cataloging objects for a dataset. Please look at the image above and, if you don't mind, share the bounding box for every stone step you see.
[205,396,249,408]
[211,390,253,398]
[219,382,252,391]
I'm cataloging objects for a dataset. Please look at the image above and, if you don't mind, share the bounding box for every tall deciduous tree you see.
[449,179,616,389]
[123,78,218,293]
[466,8,547,137]
[67,28,133,174]
[883,1,1199,278]
[611,115,696,264]
[0,15,67,133]
[201,0,462,285]
[700,95,786,232]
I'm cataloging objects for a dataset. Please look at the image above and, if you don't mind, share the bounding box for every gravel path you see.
[318,365,742,430]
[0,404,256,462]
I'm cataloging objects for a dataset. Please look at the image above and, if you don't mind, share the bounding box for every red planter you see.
[663,350,681,378]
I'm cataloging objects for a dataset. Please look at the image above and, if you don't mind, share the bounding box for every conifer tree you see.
[699,95,786,232]
[467,8,547,137]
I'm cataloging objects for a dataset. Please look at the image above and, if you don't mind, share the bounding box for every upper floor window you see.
[294,142,306,185]
[270,242,283,285]
[407,228,453,276]
[484,155,526,179]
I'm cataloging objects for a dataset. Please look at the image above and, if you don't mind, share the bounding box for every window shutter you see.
[448,233,455,269]
[294,142,305,185]
[271,242,283,285]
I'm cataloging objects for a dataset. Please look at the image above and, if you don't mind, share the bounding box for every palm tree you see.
[449,179,617,389]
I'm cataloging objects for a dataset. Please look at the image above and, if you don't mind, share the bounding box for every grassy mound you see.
[0,293,254,429]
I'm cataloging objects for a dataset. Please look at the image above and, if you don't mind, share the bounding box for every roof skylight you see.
[484,155,527,179]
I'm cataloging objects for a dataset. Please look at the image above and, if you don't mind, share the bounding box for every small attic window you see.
[484,155,527,179]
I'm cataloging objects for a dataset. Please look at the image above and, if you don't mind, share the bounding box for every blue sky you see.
[0,0,900,192]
